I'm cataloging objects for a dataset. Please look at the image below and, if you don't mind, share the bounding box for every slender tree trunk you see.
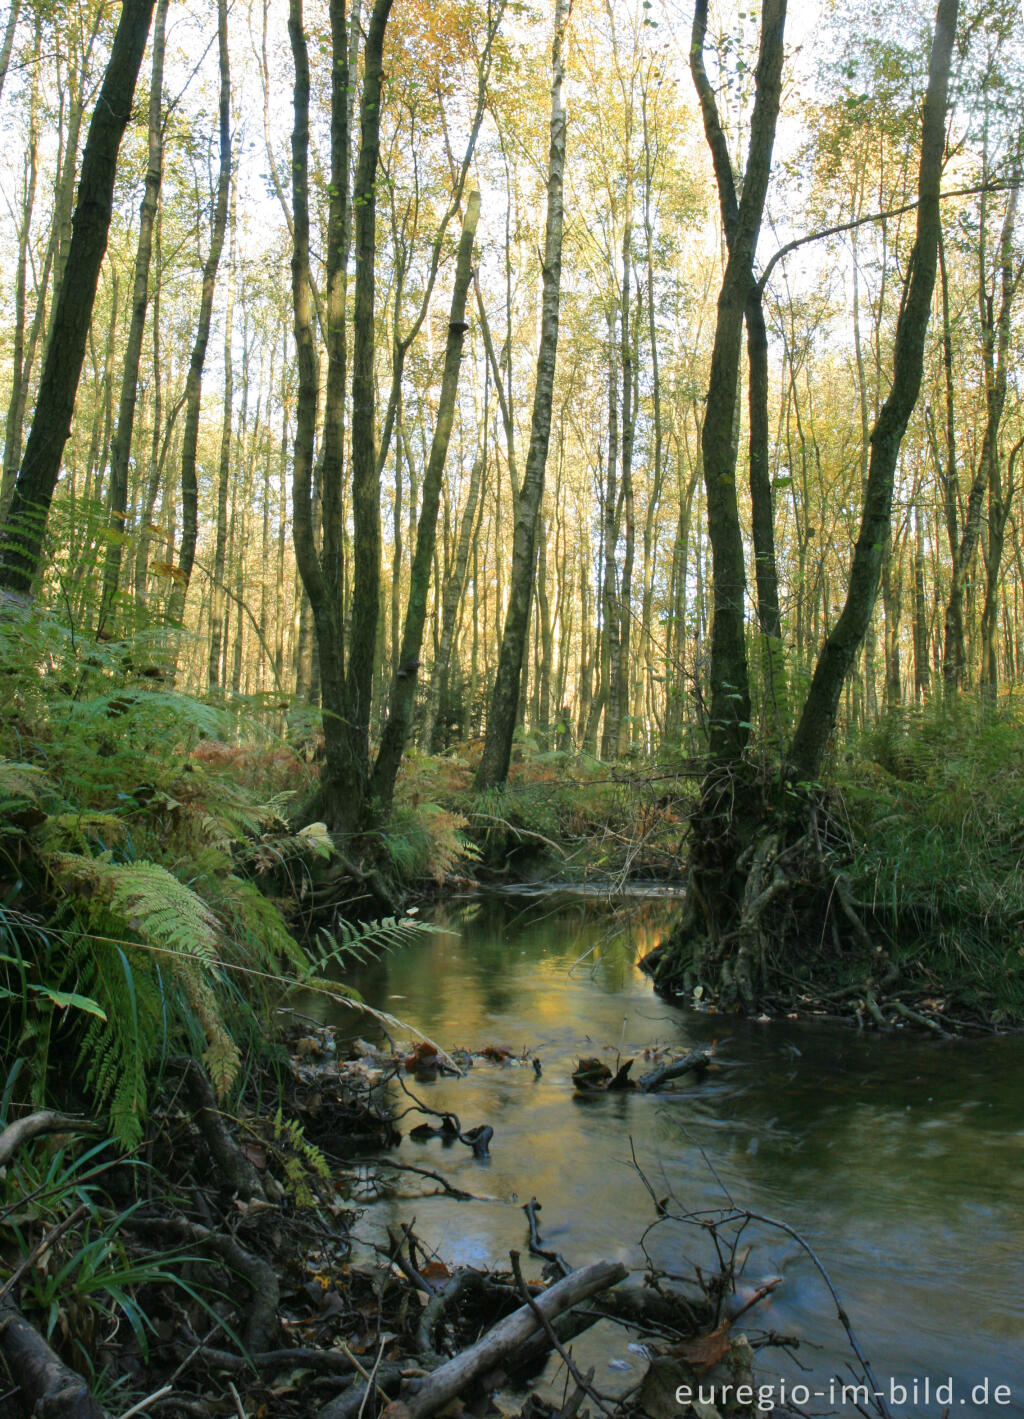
[370,193,480,816]
[614,231,636,758]
[600,313,621,761]
[0,0,156,595]
[1,12,41,519]
[98,0,168,635]
[0,0,21,105]
[424,448,486,752]
[476,0,570,790]
[691,0,787,766]
[913,506,930,700]
[208,207,237,686]
[289,0,392,829]
[168,0,231,623]
[789,0,958,780]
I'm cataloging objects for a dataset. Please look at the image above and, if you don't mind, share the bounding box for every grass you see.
[840,693,1024,1022]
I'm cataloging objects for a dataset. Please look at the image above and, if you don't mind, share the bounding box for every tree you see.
[289,0,394,835]
[0,0,157,596]
[167,0,232,629]
[475,0,571,791]
[649,0,959,1006]
[97,0,169,635]
[370,192,481,816]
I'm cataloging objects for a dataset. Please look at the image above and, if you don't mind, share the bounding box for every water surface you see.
[306,892,1024,1416]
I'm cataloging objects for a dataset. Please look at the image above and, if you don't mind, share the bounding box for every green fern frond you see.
[39,811,127,855]
[174,959,240,1098]
[46,854,221,967]
[0,759,51,809]
[70,936,164,1148]
[203,874,308,976]
[312,916,439,970]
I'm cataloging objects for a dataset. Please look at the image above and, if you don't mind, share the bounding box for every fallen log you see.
[319,1258,627,1419]
[639,1048,712,1093]
[0,1298,110,1418]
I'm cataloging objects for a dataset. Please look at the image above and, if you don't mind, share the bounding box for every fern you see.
[69,936,164,1148]
[311,915,439,970]
[201,873,308,976]
[47,854,222,967]
[266,1107,331,1207]
[382,801,478,883]
[46,854,242,1130]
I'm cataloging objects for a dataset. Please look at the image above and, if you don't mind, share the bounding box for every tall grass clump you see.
[842,694,1024,1021]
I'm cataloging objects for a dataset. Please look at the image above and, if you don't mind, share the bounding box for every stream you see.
[306,891,1024,1416]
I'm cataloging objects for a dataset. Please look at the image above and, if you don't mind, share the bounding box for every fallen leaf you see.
[670,1319,731,1375]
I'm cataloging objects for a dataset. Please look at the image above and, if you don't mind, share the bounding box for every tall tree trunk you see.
[475,0,570,791]
[913,506,930,700]
[0,0,156,595]
[208,207,237,686]
[423,447,486,752]
[289,0,392,829]
[789,0,958,780]
[599,311,621,761]
[0,0,22,105]
[690,0,787,766]
[168,0,231,623]
[0,11,41,519]
[98,0,168,635]
[370,192,480,817]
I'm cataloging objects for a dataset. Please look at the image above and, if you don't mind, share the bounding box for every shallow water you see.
[303,891,1024,1416]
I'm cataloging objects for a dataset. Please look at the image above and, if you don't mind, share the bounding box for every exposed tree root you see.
[0,1298,110,1419]
[177,1058,268,1203]
[642,766,971,1031]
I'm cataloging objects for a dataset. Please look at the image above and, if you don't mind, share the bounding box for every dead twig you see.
[509,1250,617,1417]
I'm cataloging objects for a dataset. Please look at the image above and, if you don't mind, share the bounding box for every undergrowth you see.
[381,741,695,884]
[841,694,1024,1021]
[0,600,421,1143]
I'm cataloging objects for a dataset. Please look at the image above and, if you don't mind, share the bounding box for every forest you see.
[0,0,1022,1413]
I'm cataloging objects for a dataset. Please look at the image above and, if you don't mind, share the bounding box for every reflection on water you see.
[303,893,1024,1416]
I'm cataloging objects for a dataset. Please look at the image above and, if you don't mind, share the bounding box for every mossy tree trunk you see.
[690,0,786,770]
[370,193,481,819]
[0,0,156,595]
[652,0,959,1009]
[289,0,393,835]
[475,0,570,791]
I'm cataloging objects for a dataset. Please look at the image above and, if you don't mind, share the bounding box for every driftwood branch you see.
[639,1048,712,1092]
[0,1111,102,1168]
[320,1258,627,1419]
[509,1251,616,1417]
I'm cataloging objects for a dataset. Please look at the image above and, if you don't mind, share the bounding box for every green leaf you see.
[35,987,108,1019]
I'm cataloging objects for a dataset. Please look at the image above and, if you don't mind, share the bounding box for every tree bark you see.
[0,1300,109,1419]
[0,0,156,595]
[332,0,392,823]
[208,202,237,685]
[0,0,21,106]
[476,0,570,790]
[789,0,958,780]
[98,0,168,635]
[167,0,231,623]
[370,192,480,817]
[423,449,485,752]
[691,0,787,766]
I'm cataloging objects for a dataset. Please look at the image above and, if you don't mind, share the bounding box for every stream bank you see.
[302,891,1024,1419]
